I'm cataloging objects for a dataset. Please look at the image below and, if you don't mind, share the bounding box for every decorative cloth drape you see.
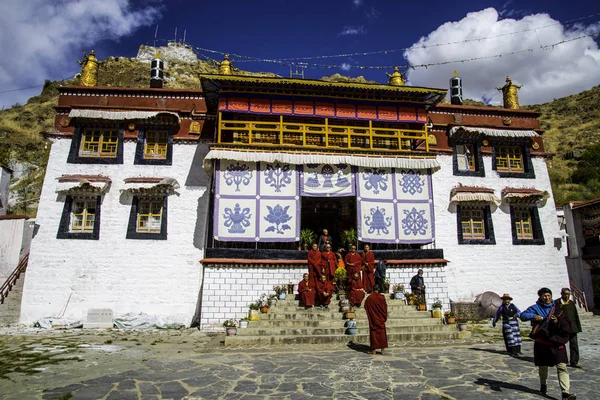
[356,168,434,244]
[214,160,300,242]
[300,163,355,197]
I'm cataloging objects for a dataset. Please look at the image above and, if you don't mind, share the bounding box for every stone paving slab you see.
[0,314,598,399]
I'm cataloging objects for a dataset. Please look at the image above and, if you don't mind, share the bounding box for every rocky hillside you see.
[0,43,599,215]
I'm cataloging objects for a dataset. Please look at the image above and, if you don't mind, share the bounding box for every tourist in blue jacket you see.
[521,287,576,400]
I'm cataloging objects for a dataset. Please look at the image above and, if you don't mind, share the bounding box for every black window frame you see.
[452,136,485,177]
[57,195,102,240]
[126,195,168,240]
[67,125,124,165]
[133,126,174,165]
[491,139,535,179]
[456,204,496,245]
[510,204,545,245]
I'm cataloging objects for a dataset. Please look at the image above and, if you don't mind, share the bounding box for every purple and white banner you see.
[300,163,355,197]
[214,160,300,242]
[356,168,434,244]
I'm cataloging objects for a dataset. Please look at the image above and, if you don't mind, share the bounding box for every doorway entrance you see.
[301,197,356,250]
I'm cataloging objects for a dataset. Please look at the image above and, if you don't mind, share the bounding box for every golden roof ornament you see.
[496,76,522,109]
[386,67,406,86]
[218,54,233,75]
[78,49,99,87]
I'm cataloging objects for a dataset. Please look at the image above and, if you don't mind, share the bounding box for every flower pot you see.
[287,284,294,294]
[249,310,259,321]
[394,292,405,300]
[239,320,249,328]
[345,320,357,328]
[345,327,357,335]
[226,327,237,336]
[383,284,390,293]
[432,309,443,318]
[458,323,468,331]
[341,305,351,312]
[260,306,270,313]
[344,311,356,320]
[279,292,287,300]
[446,316,456,324]
[418,304,427,311]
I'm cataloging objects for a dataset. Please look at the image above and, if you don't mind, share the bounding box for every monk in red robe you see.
[347,271,365,307]
[316,274,335,308]
[345,245,362,278]
[321,244,337,281]
[307,243,321,285]
[361,244,376,293]
[364,284,388,354]
[298,273,315,309]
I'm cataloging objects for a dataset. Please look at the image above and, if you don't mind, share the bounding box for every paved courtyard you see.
[1,314,599,400]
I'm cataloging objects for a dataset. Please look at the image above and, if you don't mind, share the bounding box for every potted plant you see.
[345,319,357,335]
[344,310,356,320]
[287,281,295,295]
[258,294,271,313]
[457,319,468,331]
[299,228,316,250]
[341,229,357,249]
[392,284,405,300]
[383,277,390,294]
[431,298,443,318]
[404,291,417,305]
[239,318,249,328]
[248,301,260,321]
[334,267,348,292]
[444,311,457,324]
[273,284,287,300]
[223,319,238,336]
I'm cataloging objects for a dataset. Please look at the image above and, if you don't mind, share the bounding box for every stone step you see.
[248,317,443,329]
[236,324,455,336]
[225,330,471,346]
[258,310,432,321]
[276,297,408,305]
[270,304,417,312]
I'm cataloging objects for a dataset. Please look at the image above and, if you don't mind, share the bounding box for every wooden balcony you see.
[217,114,430,152]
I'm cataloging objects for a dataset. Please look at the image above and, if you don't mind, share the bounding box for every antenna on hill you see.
[183,30,186,44]
[153,25,159,47]
[174,27,178,43]
[290,63,305,79]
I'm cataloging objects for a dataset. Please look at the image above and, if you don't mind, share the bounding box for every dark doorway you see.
[301,197,356,250]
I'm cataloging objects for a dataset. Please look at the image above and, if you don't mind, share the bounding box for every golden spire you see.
[496,76,522,109]
[218,54,233,75]
[78,50,99,87]
[452,70,459,77]
[386,67,406,86]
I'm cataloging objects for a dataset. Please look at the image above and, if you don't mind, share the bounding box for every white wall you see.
[0,218,26,283]
[433,154,569,311]
[20,138,209,325]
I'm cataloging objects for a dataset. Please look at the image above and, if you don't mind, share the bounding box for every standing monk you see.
[321,244,337,281]
[362,244,375,293]
[298,273,315,310]
[345,245,362,278]
[348,272,365,307]
[364,284,388,355]
[307,243,321,285]
[316,274,334,308]
[317,229,333,251]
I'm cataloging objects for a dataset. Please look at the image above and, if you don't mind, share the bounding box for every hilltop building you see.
[18,56,570,329]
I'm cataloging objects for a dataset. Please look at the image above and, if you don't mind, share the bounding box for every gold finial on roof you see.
[78,49,99,87]
[154,52,162,59]
[452,70,459,77]
[218,54,233,75]
[496,75,522,109]
[386,66,406,86]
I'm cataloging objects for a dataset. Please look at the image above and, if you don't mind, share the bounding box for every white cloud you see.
[338,25,367,37]
[404,8,600,105]
[353,0,363,8]
[341,63,352,71]
[365,6,381,22]
[0,0,162,108]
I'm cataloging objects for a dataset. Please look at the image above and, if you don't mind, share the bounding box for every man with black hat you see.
[556,288,582,368]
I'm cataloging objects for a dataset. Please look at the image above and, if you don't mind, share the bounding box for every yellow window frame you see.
[514,208,534,239]
[144,130,168,159]
[71,199,96,233]
[80,128,119,158]
[461,208,485,239]
[496,146,523,172]
[137,198,163,233]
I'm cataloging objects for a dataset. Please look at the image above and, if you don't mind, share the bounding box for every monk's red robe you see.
[316,280,335,306]
[364,292,388,350]
[321,250,337,280]
[307,249,322,284]
[348,278,365,306]
[362,251,375,292]
[345,252,363,278]
[298,279,315,307]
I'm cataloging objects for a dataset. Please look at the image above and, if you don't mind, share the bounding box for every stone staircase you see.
[0,271,25,326]
[225,294,471,346]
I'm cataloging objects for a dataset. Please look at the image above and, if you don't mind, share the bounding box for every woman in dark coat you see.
[492,293,522,355]
[521,287,576,400]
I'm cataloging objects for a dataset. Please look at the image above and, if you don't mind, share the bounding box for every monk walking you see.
[307,243,321,285]
[321,244,337,281]
[364,284,388,355]
[348,271,365,308]
[345,245,362,279]
[316,274,334,308]
[298,273,315,310]
[362,244,375,293]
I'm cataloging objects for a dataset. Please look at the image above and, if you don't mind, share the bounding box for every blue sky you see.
[1,0,599,108]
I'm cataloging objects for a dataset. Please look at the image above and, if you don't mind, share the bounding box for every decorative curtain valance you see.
[55,175,111,194]
[501,188,549,203]
[450,186,498,204]
[449,126,538,138]
[121,177,180,195]
[356,167,434,244]
[68,109,180,122]
[203,149,440,171]
[214,160,300,242]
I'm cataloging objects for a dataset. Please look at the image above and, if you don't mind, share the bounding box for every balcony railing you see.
[217,114,430,152]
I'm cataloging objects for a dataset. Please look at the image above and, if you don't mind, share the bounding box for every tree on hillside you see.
[571,142,600,185]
